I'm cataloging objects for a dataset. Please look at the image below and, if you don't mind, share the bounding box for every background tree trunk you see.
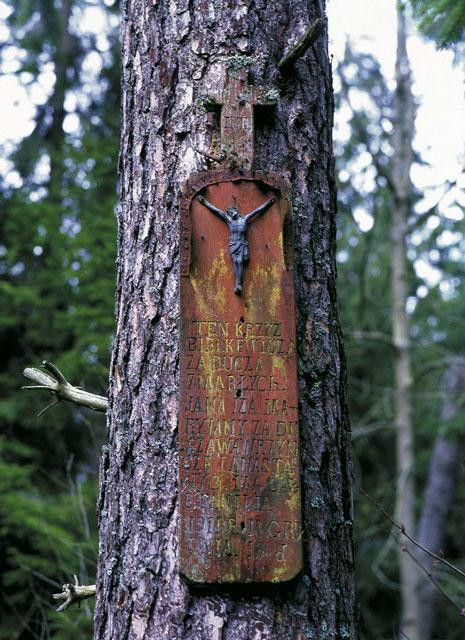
[417,358,465,640]
[94,1,357,638]
[391,4,421,639]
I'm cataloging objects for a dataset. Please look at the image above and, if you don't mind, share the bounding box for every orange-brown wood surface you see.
[179,171,302,583]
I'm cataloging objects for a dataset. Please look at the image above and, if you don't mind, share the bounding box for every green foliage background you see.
[0,1,119,636]
[335,39,465,639]
[411,0,465,47]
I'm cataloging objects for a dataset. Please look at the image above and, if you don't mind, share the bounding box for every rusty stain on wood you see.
[179,171,302,583]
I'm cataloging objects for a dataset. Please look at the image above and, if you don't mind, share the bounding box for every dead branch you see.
[278,18,326,70]
[22,361,108,415]
[52,575,96,612]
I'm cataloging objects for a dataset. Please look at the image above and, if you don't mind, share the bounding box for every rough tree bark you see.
[416,358,465,640]
[94,1,356,638]
[391,4,420,639]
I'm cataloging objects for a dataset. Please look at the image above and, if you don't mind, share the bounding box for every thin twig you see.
[278,17,326,70]
[346,329,395,349]
[352,420,392,440]
[43,361,68,384]
[360,488,465,580]
[37,398,59,418]
[399,543,464,616]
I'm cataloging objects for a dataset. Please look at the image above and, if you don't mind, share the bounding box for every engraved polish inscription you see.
[179,175,302,583]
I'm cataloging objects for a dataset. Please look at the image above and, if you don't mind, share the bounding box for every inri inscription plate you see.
[179,171,302,583]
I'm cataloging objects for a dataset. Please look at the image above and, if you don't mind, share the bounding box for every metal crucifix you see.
[197,194,275,295]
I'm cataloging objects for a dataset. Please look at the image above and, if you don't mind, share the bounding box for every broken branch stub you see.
[52,575,96,612]
[22,361,108,414]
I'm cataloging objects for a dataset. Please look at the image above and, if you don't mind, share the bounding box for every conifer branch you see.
[22,361,108,414]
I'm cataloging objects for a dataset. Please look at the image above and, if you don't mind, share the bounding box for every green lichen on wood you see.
[226,54,253,73]
[195,94,217,111]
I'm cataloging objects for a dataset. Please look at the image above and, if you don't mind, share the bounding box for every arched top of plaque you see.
[179,171,294,282]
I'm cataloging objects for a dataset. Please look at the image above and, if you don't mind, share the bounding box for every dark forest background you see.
[0,0,464,638]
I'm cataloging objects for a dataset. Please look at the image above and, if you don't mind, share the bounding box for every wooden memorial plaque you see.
[179,170,302,583]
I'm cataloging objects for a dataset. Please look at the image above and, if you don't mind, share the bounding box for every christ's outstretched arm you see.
[197,195,228,222]
[244,197,276,225]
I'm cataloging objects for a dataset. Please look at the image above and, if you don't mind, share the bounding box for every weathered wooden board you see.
[179,171,302,583]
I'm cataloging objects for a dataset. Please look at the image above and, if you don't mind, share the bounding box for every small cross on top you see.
[208,68,277,171]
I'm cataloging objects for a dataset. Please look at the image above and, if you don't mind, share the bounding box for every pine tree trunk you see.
[391,4,420,639]
[416,358,465,640]
[94,2,357,638]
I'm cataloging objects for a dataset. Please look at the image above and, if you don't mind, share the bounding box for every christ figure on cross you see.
[197,194,276,295]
